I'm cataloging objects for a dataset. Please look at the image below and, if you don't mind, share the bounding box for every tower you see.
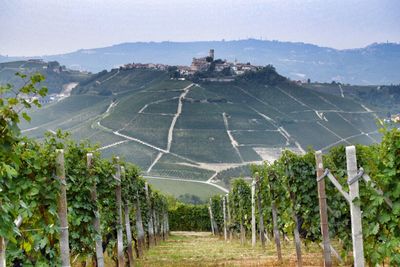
[209,49,214,60]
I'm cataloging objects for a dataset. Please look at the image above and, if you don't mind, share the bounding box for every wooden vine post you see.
[134,190,145,258]
[271,200,282,262]
[208,205,215,235]
[165,211,170,236]
[153,208,158,245]
[255,173,266,249]
[144,182,155,247]
[251,178,256,248]
[114,158,124,267]
[87,153,105,267]
[222,195,227,241]
[121,166,134,267]
[226,194,233,240]
[56,149,71,267]
[346,146,365,267]
[160,211,165,241]
[0,236,5,267]
[291,209,303,267]
[315,151,332,267]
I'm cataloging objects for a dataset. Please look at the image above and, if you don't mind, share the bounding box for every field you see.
[135,232,346,267]
[145,178,224,201]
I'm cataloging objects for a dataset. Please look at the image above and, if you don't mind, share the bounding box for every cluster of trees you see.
[357,84,400,111]
[235,65,287,85]
[0,73,170,266]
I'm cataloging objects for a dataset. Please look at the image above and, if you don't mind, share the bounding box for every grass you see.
[145,179,224,201]
[150,161,214,181]
[135,231,345,267]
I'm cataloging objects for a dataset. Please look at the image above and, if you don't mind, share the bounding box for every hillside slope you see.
[0,60,91,94]
[19,67,382,197]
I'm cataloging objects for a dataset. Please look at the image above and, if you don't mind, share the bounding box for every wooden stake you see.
[119,166,134,266]
[124,203,134,267]
[251,179,256,248]
[292,211,303,267]
[208,206,215,235]
[153,209,158,245]
[114,159,124,267]
[0,237,5,267]
[165,212,170,237]
[255,173,266,249]
[315,151,332,267]
[209,198,219,234]
[134,190,145,258]
[160,211,165,241]
[222,196,227,241]
[271,201,282,263]
[226,194,233,240]
[87,153,104,267]
[240,218,245,245]
[144,182,155,247]
[346,146,365,267]
[56,149,71,267]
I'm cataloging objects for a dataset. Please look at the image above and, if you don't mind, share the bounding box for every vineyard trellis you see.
[208,126,400,266]
[0,74,170,266]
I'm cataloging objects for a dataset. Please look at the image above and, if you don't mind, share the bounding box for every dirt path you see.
[136,231,340,266]
[222,112,243,162]
[167,83,194,152]
[338,84,345,98]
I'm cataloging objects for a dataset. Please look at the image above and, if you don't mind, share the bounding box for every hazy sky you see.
[1,0,399,56]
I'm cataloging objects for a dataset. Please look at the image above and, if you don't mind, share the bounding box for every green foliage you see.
[0,73,170,264]
[230,178,251,230]
[210,195,224,233]
[168,203,210,231]
[177,194,204,204]
[235,65,286,85]
[277,150,321,242]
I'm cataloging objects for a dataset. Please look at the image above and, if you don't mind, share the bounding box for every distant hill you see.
[2,39,399,85]
[0,60,91,94]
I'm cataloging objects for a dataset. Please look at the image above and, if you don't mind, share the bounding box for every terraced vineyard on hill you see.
[18,65,384,199]
[0,60,90,94]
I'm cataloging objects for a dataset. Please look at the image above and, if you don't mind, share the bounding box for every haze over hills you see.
[1,39,399,85]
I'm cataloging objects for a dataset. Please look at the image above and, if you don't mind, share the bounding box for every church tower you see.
[209,49,214,60]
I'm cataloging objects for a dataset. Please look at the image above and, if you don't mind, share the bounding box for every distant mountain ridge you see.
[1,39,399,85]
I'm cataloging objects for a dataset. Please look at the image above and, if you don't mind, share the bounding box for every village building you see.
[120,48,260,78]
[190,49,214,72]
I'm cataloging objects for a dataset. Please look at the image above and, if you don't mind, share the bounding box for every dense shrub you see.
[169,203,210,231]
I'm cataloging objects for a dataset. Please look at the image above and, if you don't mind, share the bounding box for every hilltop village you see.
[120,49,261,81]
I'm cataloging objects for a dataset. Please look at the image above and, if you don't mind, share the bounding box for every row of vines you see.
[0,73,170,266]
[209,126,400,266]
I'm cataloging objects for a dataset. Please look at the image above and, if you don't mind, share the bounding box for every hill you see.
[3,39,400,85]
[18,67,384,198]
[303,82,400,114]
[0,59,91,95]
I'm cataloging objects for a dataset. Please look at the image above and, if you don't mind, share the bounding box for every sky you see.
[1,0,399,56]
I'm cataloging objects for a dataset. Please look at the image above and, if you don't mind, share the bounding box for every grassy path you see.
[136,231,340,266]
